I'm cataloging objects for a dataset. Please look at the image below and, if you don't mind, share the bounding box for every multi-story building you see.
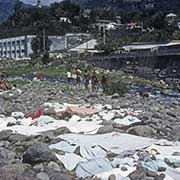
[0,35,35,60]
[0,33,90,60]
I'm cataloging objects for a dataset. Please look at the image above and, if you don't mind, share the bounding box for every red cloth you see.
[24,109,42,120]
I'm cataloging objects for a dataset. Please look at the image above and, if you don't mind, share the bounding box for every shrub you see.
[104,75,128,96]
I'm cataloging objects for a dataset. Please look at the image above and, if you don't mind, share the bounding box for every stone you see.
[22,142,56,165]
[108,174,116,180]
[40,131,55,143]
[97,125,114,134]
[121,166,128,171]
[37,172,49,180]
[0,130,13,141]
[48,173,72,180]
[155,173,166,180]
[8,134,27,142]
[150,106,160,112]
[166,111,176,118]
[0,168,38,180]
[43,108,56,116]
[33,163,45,172]
[128,125,154,137]
[157,167,166,172]
[146,170,157,177]
[53,127,71,136]
[129,171,147,180]
[173,126,180,141]
[47,161,61,172]
[86,93,99,99]
[7,122,16,127]
[0,148,16,167]
[111,93,120,99]
[1,164,34,176]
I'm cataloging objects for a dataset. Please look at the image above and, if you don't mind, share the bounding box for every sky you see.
[22,0,63,6]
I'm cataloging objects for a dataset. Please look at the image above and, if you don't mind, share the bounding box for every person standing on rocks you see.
[71,69,77,85]
[91,70,99,92]
[76,68,82,86]
[101,74,109,93]
[66,71,72,84]
[84,70,90,91]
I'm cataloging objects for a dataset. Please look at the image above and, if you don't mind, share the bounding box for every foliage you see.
[31,35,51,57]
[105,74,128,96]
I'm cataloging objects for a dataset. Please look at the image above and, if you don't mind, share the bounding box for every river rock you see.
[22,143,56,164]
[0,148,16,167]
[127,125,155,137]
[97,125,114,134]
[53,127,71,136]
[43,108,56,116]
[8,134,27,142]
[37,172,49,180]
[47,161,61,172]
[111,93,120,99]
[0,130,13,141]
[0,168,39,180]
[48,172,72,180]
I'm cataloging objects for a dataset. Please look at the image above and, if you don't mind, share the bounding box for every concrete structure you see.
[0,35,35,60]
[122,41,180,53]
[0,33,91,60]
[69,39,97,54]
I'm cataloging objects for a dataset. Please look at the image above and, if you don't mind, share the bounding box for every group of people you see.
[66,68,109,92]
[0,74,11,92]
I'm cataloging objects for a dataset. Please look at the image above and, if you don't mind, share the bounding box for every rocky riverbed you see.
[0,81,180,180]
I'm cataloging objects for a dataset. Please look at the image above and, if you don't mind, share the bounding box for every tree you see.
[31,32,52,58]
[14,0,23,13]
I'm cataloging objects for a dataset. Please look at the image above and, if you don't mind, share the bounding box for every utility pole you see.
[43,29,46,55]
[37,0,42,8]
[103,23,106,45]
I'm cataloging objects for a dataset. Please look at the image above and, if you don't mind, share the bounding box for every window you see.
[21,39,25,45]
[16,41,20,46]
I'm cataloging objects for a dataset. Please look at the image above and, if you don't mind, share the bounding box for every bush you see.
[41,53,51,64]
[105,76,128,96]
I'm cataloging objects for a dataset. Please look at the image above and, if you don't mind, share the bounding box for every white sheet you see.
[59,132,157,154]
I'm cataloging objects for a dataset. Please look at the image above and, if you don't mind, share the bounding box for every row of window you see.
[0,40,26,47]
[0,50,25,55]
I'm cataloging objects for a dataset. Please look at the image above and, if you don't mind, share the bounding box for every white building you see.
[0,33,91,60]
[69,39,97,54]
[0,35,35,60]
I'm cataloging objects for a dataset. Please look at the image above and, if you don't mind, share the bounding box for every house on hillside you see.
[59,17,71,23]
[166,13,177,26]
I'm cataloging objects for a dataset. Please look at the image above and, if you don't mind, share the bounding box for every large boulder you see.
[48,172,72,180]
[0,168,39,180]
[22,143,56,165]
[173,126,180,141]
[1,164,36,177]
[97,125,114,134]
[8,134,27,142]
[127,125,155,137]
[0,130,13,141]
[0,148,16,167]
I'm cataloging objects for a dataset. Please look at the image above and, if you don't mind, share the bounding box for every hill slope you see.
[0,0,31,23]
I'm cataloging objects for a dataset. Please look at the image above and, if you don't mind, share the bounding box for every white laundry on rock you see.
[59,132,157,154]
[95,166,136,180]
[76,158,113,178]
[80,145,107,159]
[0,114,101,136]
[11,112,24,118]
[114,116,141,126]
[99,111,115,121]
[56,153,87,171]
[49,141,78,153]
